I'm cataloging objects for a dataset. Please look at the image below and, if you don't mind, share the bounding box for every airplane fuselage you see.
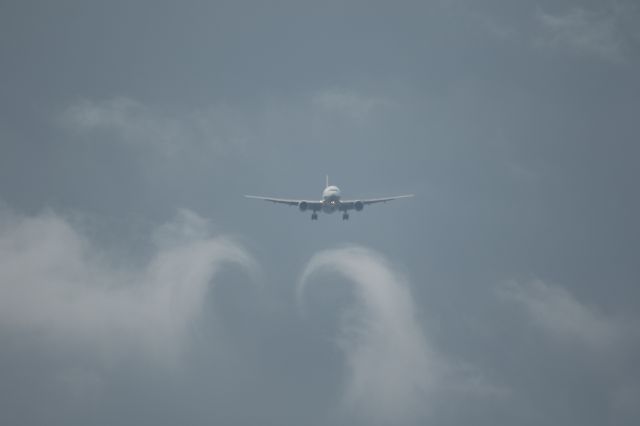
[321,185,341,213]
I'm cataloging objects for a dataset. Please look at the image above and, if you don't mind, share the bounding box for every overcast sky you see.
[1,1,639,425]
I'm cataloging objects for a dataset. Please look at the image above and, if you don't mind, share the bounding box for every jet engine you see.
[354,201,364,211]
[298,201,308,211]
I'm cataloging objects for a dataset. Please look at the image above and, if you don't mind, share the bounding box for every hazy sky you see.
[1,1,639,425]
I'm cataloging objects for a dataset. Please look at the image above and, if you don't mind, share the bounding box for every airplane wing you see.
[340,194,414,210]
[244,195,323,210]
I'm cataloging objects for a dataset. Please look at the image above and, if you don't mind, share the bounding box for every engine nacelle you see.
[354,201,364,211]
[298,201,308,211]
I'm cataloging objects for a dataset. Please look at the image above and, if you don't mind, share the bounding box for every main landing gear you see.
[342,213,349,220]
[311,213,318,220]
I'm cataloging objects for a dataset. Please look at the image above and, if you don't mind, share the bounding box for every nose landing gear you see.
[342,213,349,220]
[311,212,318,220]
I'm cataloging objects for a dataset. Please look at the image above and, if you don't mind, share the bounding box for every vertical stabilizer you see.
[326,175,329,187]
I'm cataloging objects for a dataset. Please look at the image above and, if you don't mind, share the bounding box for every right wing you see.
[340,194,414,210]
[244,195,323,210]
[358,194,414,205]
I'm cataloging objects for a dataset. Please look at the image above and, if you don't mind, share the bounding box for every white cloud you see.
[0,207,256,364]
[535,7,625,62]
[298,246,438,423]
[499,280,620,348]
[298,246,508,423]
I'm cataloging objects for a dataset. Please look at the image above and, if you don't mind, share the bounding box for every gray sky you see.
[1,1,639,425]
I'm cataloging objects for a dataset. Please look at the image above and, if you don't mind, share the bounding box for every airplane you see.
[245,176,414,220]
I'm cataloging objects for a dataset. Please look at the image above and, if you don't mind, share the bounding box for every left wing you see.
[244,195,301,206]
[244,195,323,211]
[340,194,414,210]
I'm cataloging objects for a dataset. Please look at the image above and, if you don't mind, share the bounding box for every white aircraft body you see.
[245,176,414,220]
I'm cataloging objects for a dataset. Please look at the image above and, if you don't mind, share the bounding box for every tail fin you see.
[326,175,329,187]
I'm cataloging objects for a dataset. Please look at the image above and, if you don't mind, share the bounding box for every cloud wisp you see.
[298,246,439,424]
[500,278,640,361]
[311,89,390,121]
[534,7,627,62]
[499,280,621,349]
[59,97,249,157]
[0,208,256,364]
[499,280,640,421]
[58,91,390,167]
